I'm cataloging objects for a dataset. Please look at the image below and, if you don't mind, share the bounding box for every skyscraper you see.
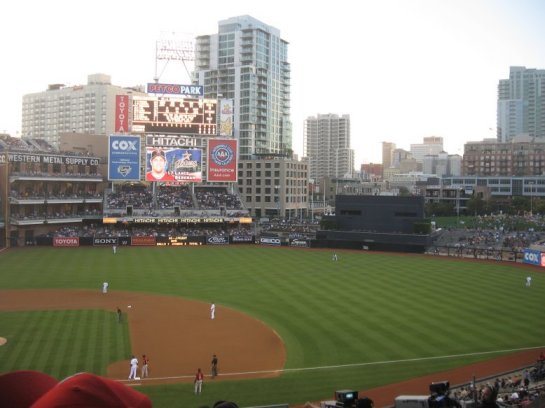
[193,15,292,160]
[304,113,354,180]
[497,66,545,143]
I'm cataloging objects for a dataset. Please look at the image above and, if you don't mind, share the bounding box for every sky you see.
[2,0,545,165]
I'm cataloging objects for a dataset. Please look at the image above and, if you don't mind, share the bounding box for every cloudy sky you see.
[2,0,545,164]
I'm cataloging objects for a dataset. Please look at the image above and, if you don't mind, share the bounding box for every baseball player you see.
[141,354,149,378]
[526,276,532,287]
[128,355,138,380]
[112,245,117,254]
[102,282,109,294]
[211,354,218,378]
[210,302,216,320]
[194,368,204,394]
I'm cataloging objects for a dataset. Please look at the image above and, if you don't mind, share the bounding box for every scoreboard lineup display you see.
[157,236,203,246]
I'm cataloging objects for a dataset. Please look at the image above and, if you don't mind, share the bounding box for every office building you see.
[463,134,545,176]
[21,74,145,146]
[410,136,444,163]
[497,66,545,143]
[382,142,396,170]
[304,113,354,180]
[193,15,292,160]
[237,156,308,219]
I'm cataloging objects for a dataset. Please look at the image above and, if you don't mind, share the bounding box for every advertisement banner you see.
[231,236,254,243]
[93,237,119,246]
[145,147,202,183]
[207,139,237,182]
[523,248,545,266]
[108,135,141,181]
[260,237,281,246]
[115,95,129,132]
[131,236,157,246]
[206,236,229,245]
[219,99,234,137]
[6,153,99,166]
[290,239,309,248]
[53,237,80,247]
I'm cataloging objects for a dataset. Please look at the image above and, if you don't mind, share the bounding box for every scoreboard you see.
[156,236,204,246]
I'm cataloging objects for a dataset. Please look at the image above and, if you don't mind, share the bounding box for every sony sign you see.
[93,237,119,246]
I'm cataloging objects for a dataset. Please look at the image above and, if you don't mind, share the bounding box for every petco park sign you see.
[523,248,545,267]
[147,83,204,97]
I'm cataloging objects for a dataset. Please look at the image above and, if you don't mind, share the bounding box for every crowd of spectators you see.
[105,185,247,215]
[45,223,253,239]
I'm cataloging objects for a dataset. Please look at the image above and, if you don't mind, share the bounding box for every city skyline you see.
[2,0,545,165]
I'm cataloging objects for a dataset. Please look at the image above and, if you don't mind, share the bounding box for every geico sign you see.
[111,140,137,151]
[260,237,281,245]
[524,251,541,263]
[93,238,118,245]
[53,237,79,247]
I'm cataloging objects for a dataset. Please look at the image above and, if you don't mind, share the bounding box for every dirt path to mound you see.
[0,289,285,384]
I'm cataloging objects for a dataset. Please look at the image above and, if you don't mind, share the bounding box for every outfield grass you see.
[0,246,543,407]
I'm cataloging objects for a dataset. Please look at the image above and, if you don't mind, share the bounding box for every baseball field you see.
[0,245,543,407]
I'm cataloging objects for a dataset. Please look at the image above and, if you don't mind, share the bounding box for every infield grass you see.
[0,245,543,407]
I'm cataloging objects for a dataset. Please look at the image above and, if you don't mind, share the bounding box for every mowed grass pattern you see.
[0,246,543,407]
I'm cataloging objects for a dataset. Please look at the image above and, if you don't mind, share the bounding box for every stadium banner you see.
[290,239,309,248]
[131,96,216,135]
[207,139,237,182]
[108,135,141,181]
[53,237,80,247]
[131,217,225,224]
[259,237,281,246]
[219,99,234,137]
[147,83,204,97]
[115,95,129,132]
[146,134,198,147]
[231,236,254,243]
[93,237,119,246]
[523,248,545,266]
[145,147,202,183]
[206,236,229,245]
[6,153,99,166]
[131,236,156,246]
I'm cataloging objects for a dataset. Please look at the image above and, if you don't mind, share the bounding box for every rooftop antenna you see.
[154,32,195,84]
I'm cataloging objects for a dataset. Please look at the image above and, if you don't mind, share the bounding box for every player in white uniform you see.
[526,276,532,287]
[128,355,138,380]
[210,302,216,320]
[102,282,109,293]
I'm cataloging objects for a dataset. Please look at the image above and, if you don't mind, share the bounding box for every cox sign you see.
[523,249,545,266]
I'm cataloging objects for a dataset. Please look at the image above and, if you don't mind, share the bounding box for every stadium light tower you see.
[154,32,195,84]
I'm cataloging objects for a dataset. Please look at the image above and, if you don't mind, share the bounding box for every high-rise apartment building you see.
[193,15,292,160]
[304,114,354,180]
[21,74,145,146]
[497,66,545,143]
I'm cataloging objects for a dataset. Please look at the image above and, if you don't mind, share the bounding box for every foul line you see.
[120,345,544,383]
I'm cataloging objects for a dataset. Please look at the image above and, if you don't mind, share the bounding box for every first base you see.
[135,377,141,380]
